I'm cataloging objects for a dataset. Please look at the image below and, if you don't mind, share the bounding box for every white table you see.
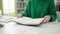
[0,22,60,34]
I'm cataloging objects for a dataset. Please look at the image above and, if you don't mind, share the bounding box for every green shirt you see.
[22,0,57,22]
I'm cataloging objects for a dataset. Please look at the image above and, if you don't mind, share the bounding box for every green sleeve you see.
[22,0,31,17]
[48,0,57,22]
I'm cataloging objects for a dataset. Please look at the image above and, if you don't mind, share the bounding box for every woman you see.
[18,0,57,24]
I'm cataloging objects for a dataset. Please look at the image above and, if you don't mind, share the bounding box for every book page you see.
[13,17,44,25]
[0,16,44,25]
[0,16,16,23]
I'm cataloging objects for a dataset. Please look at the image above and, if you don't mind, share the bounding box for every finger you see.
[42,18,49,24]
[46,19,50,23]
[42,20,46,24]
[42,20,47,24]
[17,14,22,18]
[43,17,47,22]
[17,15,20,18]
[17,15,19,18]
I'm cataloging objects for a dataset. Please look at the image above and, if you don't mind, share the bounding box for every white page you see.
[0,16,44,25]
[12,17,44,25]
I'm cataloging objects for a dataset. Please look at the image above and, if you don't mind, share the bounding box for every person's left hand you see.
[42,15,51,24]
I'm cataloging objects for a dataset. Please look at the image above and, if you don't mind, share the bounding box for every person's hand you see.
[42,15,51,24]
[17,14,22,18]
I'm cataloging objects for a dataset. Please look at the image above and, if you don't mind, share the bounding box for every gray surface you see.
[0,22,60,34]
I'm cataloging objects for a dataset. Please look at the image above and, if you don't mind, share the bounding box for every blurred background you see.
[0,0,60,22]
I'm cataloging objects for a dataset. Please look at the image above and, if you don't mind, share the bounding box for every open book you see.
[0,16,44,25]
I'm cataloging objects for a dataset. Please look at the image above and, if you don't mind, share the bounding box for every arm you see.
[48,0,57,22]
[22,0,31,17]
[42,0,57,23]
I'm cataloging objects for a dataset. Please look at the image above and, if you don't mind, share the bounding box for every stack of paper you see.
[0,16,16,23]
[12,17,44,25]
[0,16,44,25]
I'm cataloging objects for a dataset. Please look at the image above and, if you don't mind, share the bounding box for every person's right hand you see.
[17,14,22,18]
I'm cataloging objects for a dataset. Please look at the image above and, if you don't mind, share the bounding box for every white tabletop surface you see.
[0,22,60,34]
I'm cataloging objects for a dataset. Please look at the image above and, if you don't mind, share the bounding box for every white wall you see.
[2,0,15,14]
